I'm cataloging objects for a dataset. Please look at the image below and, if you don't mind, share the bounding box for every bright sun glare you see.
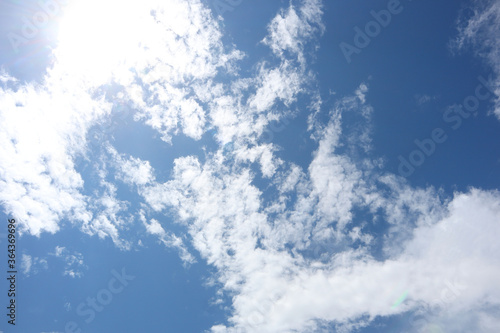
[56,0,147,85]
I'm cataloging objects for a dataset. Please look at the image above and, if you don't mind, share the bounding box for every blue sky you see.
[1,0,500,332]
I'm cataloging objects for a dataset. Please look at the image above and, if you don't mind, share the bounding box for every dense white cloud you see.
[0,69,17,84]
[107,145,155,186]
[263,0,324,65]
[96,0,246,143]
[0,75,108,236]
[88,1,497,331]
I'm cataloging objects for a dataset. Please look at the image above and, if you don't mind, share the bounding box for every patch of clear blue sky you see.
[318,0,500,192]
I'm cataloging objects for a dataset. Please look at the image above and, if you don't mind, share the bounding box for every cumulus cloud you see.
[97,0,246,143]
[107,145,155,186]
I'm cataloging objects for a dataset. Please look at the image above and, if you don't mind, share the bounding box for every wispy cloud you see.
[51,246,86,278]
[451,0,500,119]
[1,0,499,331]
[135,2,500,332]
[140,211,195,265]
[21,254,48,277]
[107,145,155,187]
[414,93,437,106]
[156,87,500,333]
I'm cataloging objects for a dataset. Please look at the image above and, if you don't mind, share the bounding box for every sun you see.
[55,0,149,85]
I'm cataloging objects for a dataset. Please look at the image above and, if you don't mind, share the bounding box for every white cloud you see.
[21,254,32,275]
[262,0,324,65]
[108,0,245,143]
[140,212,195,265]
[107,145,155,186]
[51,246,86,278]
[0,69,17,84]
[138,81,500,333]
[84,179,132,250]
[1,0,499,332]
[64,302,71,312]
[0,0,241,245]
[0,77,108,236]
[451,0,500,119]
